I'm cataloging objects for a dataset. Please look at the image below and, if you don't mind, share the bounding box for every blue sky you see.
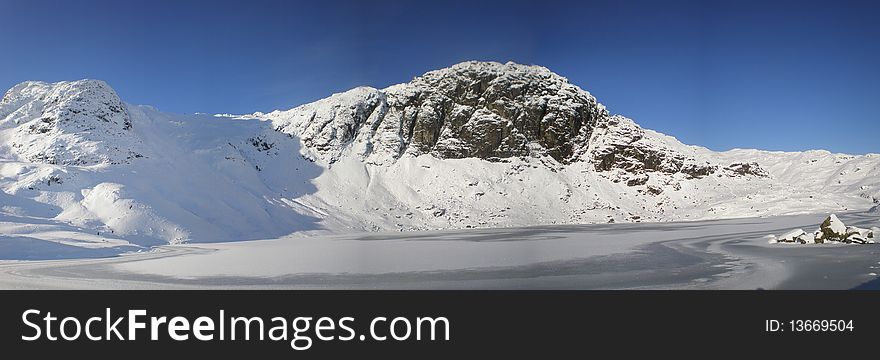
[1,0,878,154]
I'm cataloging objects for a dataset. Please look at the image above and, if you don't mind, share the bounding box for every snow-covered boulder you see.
[770,215,877,245]
[819,214,848,241]
[813,229,825,243]
[847,226,871,238]
[797,233,815,244]
[777,228,807,243]
[843,226,875,244]
[846,234,868,244]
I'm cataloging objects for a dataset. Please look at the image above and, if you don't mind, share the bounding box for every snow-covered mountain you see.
[1,61,878,254]
[1,81,322,251]
[0,80,143,166]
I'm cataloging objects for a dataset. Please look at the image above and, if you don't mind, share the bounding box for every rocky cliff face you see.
[0,80,144,166]
[387,61,606,162]
[254,61,608,165]
[583,115,721,181]
[252,61,764,184]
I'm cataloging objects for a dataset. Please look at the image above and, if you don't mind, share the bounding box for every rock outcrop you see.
[250,61,763,185]
[255,62,606,165]
[724,162,769,177]
[584,115,719,181]
[819,214,848,242]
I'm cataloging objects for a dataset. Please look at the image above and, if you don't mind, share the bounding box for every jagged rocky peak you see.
[1,79,132,131]
[389,61,607,161]
[250,61,767,183]
[0,79,143,166]
[255,61,608,164]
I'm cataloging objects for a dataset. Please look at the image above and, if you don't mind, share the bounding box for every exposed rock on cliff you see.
[252,61,731,185]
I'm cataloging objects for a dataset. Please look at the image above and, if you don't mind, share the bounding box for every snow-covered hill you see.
[1,81,323,255]
[1,61,878,255]
[0,80,143,166]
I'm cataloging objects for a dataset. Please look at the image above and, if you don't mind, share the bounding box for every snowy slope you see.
[1,81,323,254]
[1,62,878,256]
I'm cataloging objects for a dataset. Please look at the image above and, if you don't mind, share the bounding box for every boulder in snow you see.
[820,214,848,241]
[777,229,806,243]
[796,233,815,244]
[770,215,877,245]
[847,234,868,244]
[846,226,870,238]
[813,229,825,244]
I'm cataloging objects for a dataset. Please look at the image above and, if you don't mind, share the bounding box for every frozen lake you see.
[1,212,878,289]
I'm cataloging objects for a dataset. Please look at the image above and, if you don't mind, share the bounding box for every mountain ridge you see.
[246,61,737,186]
[1,61,878,254]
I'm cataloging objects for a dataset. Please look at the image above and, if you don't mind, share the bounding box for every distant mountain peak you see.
[0,79,143,166]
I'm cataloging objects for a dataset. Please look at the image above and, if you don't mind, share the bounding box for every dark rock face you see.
[392,61,606,162]
[680,163,718,179]
[265,62,607,165]
[585,115,717,179]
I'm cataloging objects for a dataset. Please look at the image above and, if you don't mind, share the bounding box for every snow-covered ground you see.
[1,212,877,289]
